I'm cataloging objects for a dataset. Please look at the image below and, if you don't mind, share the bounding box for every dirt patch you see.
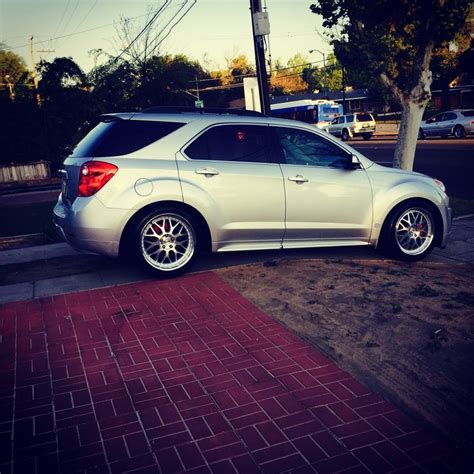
[217,258,474,459]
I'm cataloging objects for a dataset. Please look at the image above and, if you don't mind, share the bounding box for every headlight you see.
[433,178,446,193]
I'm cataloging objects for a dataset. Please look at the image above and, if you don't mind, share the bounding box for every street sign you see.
[195,100,204,108]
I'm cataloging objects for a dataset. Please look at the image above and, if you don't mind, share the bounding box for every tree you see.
[0,45,29,100]
[430,26,472,109]
[310,0,471,170]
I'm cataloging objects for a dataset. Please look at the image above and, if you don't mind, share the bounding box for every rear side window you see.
[346,115,354,123]
[184,125,276,164]
[356,114,373,122]
[71,120,185,157]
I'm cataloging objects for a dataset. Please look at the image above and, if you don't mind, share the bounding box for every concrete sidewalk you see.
[0,272,463,473]
[0,216,472,306]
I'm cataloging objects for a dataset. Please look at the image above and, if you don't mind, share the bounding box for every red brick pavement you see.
[0,272,460,473]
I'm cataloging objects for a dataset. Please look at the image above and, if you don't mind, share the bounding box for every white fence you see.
[0,161,51,184]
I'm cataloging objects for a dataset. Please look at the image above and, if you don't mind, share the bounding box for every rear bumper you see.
[53,194,131,258]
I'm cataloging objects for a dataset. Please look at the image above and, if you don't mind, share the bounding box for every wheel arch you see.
[119,200,212,258]
[376,197,444,249]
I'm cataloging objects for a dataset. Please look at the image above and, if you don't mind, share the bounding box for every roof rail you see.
[140,106,266,117]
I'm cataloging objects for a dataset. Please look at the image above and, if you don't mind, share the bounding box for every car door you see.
[272,126,373,247]
[424,113,442,136]
[440,112,457,135]
[331,116,344,137]
[176,123,286,251]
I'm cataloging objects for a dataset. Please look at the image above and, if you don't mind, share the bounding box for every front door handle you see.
[288,175,308,183]
[195,168,220,177]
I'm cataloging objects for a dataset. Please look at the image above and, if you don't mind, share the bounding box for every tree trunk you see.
[393,100,425,170]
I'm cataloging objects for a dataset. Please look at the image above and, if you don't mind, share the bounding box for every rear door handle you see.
[288,175,308,183]
[195,168,220,177]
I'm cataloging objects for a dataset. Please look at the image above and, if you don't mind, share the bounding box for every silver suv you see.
[53,107,451,276]
[325,112,376,141]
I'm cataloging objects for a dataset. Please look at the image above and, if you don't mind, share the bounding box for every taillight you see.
[78,161,118,197]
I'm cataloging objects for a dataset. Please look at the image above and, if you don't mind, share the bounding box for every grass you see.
[0,200,59,239]
[450,197,474,218]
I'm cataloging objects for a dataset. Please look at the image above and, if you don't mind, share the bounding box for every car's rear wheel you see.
[341,129,350,141]
[380,202,437,261]
[135,208,197,276]
[418,128,425,140]
[362,133,372,140]
[453,125,465,139]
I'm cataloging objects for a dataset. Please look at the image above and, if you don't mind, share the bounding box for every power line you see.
[145,0,197,58]
[5,13,150,51]
[113,1,172,63]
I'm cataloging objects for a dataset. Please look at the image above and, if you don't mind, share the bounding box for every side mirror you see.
[347,154,361,170]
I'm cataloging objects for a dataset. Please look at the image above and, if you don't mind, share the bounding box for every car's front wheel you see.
[417,128,425,140]
[135,208,198,276]
[341,129,350,141]
[362,133,372,140]
[380,202,437,261]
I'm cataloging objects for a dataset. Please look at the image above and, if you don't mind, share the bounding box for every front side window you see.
[184,125,275,164]
[274,127,350,169]
[443,112,457,121]
[346,115,354,123]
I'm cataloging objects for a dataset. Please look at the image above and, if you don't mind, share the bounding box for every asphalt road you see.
[352,137,474,199]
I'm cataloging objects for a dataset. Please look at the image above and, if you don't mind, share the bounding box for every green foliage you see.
[0,48,28,84]
[310,0,470,101]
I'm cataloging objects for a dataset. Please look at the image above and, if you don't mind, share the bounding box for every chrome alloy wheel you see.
[395,208,434,256]
[140,214,195,271]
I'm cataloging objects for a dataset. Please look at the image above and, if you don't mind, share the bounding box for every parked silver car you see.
[419,109,474,139]
[53,107,451,276]
[325,112,376,141]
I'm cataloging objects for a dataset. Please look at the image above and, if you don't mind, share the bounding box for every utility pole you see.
[309,49,327,99]
[249,0,271,115]
[29,36,41,106]
[342,66,346,114]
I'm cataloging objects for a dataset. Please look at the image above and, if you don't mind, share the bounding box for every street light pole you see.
[309,49,327,99]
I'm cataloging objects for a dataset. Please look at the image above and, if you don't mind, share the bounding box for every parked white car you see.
[325,113,376,141]
[419,109,474,139]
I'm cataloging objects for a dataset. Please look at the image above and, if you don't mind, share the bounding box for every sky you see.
[0,0,331,73]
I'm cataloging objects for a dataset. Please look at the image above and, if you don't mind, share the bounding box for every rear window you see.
[461,110,474,117]
[355,114,373,122]
[71,120,185,157]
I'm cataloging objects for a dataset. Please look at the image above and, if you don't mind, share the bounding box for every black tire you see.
[134,207,198,276]
[341,129,350,141]
[417,128,425,140]
[453,125,465,139]
[362,133,372,140]
[379,201,437,262]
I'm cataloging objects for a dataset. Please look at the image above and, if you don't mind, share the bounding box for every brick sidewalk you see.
[0,272,457,473]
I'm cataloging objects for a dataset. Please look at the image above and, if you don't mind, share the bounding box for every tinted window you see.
[72,120,185,157]
[185,125,275,163]
[346,115,354,123]
[461,110,474,117]
[443,112,457,121]
[274,127,350,169]
[356,114,373,122]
